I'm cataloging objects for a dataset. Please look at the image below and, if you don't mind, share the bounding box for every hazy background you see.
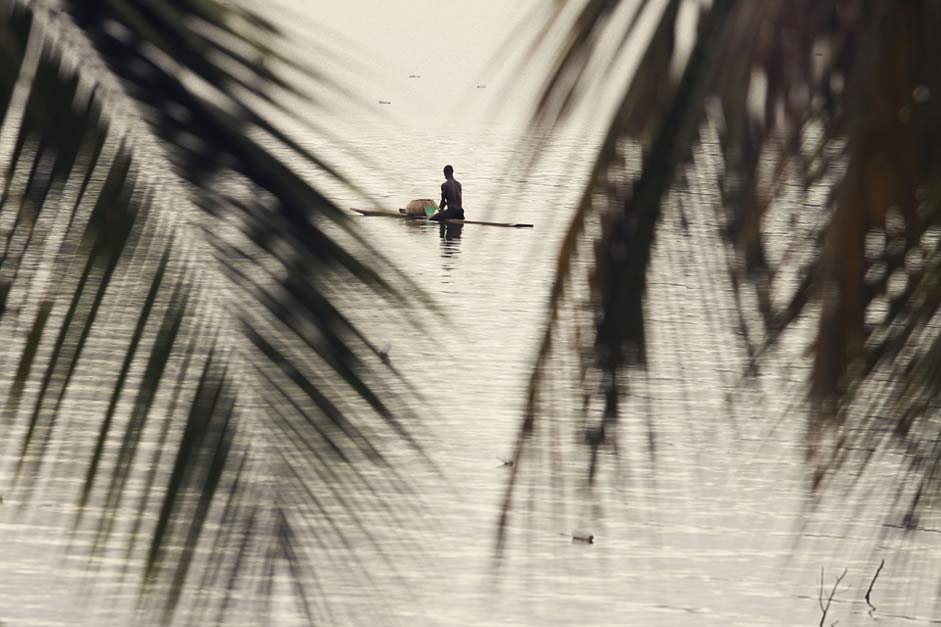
[277,0,669,133]
[276,0,542,129]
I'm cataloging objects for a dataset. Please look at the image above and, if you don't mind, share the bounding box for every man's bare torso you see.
[441,178,462,210]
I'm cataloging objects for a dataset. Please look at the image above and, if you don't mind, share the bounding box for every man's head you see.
[443,164,454,179]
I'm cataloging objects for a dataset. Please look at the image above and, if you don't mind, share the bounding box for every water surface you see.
[1,121,940,626]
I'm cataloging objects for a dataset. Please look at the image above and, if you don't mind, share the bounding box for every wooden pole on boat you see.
[350,208,533,229]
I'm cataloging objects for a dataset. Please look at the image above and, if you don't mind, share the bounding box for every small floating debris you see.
[497,457,514,467]
[571,529,594,544]
[557,530,595,543]
[378,100,391,105]
[408,74,422,79]
[476,84,486,89]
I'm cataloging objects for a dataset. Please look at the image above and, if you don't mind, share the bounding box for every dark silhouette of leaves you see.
[0,1,427,622]
[511,0,941,556]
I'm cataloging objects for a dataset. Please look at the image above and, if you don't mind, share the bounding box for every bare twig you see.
[865,559,885,611]
[819,567,848,627]
[819,568,825,613]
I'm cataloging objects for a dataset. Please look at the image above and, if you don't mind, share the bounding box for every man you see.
[431,164,464,221]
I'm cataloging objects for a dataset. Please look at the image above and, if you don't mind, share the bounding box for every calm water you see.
[2,120,941,626]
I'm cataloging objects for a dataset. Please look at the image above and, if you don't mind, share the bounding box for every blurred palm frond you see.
[506,0,941,544]
[0,0,425,622]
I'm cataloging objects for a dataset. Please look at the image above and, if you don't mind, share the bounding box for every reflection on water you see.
[317,127,941,626]
[439,222,463,259]
[2,123,941,626]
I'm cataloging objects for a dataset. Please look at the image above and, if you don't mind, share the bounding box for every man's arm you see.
[439,182,447,210]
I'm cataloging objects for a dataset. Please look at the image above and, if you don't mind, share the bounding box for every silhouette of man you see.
[431,164,464,221]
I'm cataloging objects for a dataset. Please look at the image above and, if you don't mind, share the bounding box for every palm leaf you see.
[511,0,941,553]
[0,0,427,622]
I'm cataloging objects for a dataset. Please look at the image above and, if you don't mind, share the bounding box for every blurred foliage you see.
[0,0,426,622]
[505,0,941,549]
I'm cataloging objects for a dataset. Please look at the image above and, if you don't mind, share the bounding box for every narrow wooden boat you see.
[350,208,534,229]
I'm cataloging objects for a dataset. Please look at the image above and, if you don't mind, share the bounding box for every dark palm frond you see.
[499,0,731,550]
[0,0,427,622]
[508,0,941,547]
[538,0,680,134]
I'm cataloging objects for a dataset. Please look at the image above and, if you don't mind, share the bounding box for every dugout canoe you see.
[350,207,533,229]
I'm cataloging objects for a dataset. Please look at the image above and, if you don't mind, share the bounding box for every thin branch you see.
[819,567,847,627]
[865,559,885,611]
